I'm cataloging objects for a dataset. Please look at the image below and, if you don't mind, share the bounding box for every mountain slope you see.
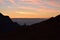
[31,15,60,27]
[0,13,20,32]
[0,12,60,40]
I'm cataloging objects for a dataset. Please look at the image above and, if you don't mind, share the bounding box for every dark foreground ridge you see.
[0,13,60,40]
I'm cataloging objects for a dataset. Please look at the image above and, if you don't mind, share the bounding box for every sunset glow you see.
[0,0,60,18]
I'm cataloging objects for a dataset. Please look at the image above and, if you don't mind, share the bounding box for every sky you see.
[0,0,60,18]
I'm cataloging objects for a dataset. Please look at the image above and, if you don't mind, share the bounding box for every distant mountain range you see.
[0,12,60,40]
[12,18,47,25]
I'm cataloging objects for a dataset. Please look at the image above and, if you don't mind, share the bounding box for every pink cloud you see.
[19,0,41,5]
[37,7,59,13]
[44,0,60,7]
[25,0,39,4]
[9,0,14,3]
[0,0,4,4]
[9,0,17,5]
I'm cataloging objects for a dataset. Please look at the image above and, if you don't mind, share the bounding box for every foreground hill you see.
[0,13,20,32]
[0,13,60,40]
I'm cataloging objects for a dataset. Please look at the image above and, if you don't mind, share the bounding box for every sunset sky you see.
[0,0,60,18]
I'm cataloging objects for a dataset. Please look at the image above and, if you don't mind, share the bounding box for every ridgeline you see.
[0,13,60,40]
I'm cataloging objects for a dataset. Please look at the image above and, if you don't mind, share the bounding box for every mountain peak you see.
[0,13,4,17]
[55,14,60,18]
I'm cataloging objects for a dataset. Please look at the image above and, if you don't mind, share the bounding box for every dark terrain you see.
[0,13,60,40]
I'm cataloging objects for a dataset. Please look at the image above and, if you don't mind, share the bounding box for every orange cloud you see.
[1,0,60,18]
[8,12,42,18]
[36,7,60,17]
[6,6,60,18]
[18,6,35,10]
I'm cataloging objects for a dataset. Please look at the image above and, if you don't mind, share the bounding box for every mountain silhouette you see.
[0,13,20,32]
[0,12,60,40]
[31,14,60,27]
[29,14,60,40]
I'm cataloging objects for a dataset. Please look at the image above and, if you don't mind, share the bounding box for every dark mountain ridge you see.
[0,13,20,32]
[31,15,60,26]
[0,13,60,40]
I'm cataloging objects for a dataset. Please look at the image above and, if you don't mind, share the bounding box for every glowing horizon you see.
[0,0,60,18]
